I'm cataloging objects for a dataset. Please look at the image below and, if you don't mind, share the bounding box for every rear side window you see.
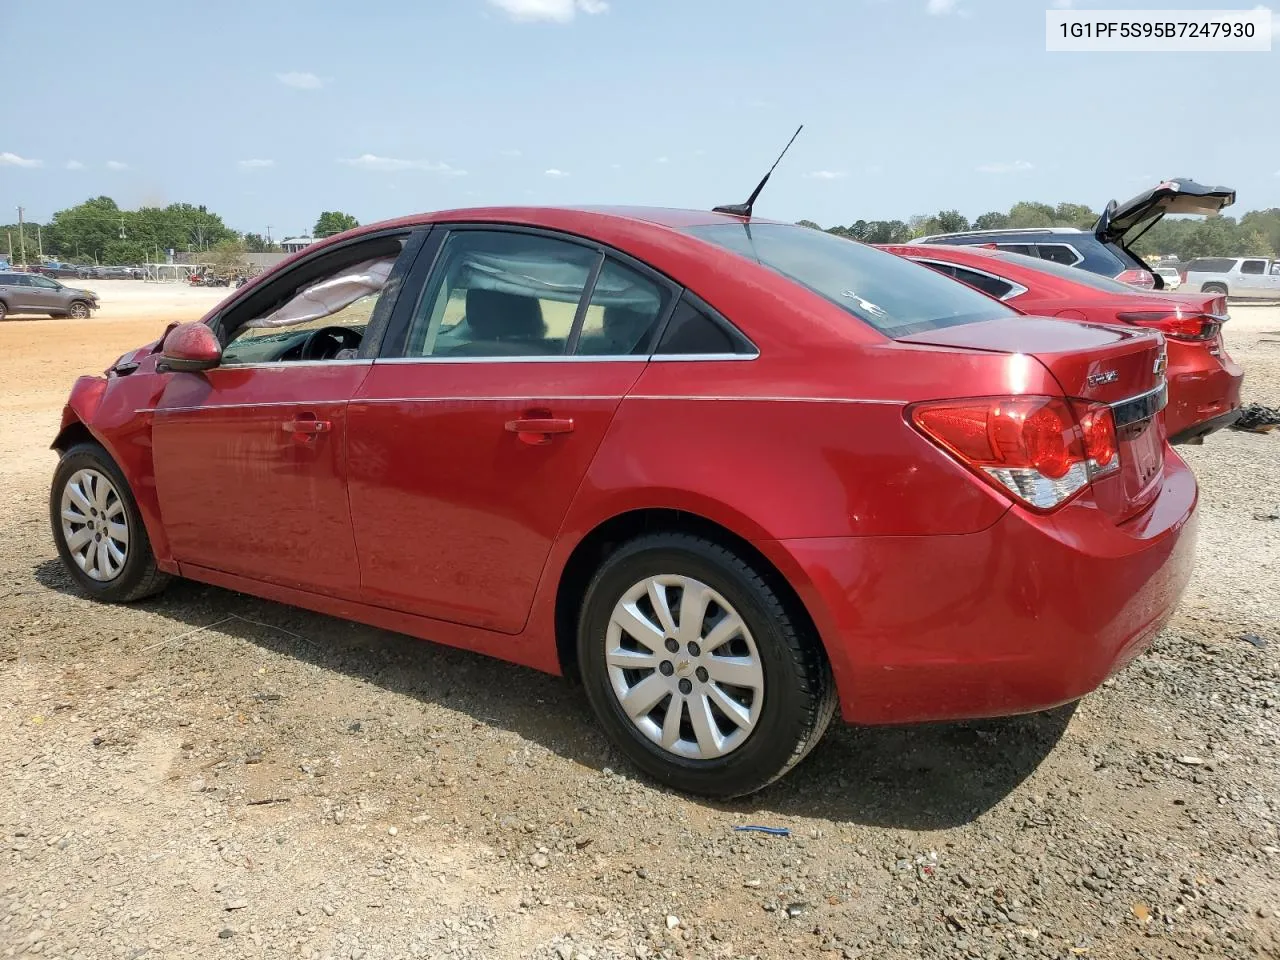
[952,267,1017,300]
[685,223,1014,336]
[1240,259,1266,275]
[1035,244,1082,266]
[656,297,754,355]
[574,258,670,356]
[1185,257,1236,274]
[995,244,1035,256]
[987,249,1140,294]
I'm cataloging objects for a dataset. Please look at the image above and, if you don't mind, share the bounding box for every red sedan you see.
[883,243,1245,443]
[49,208,1197,797]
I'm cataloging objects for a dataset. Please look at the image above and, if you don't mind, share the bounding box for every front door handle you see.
[505,417,574,446]
[282,416,331,442]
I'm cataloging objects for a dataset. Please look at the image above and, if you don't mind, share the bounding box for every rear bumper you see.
[1164,352,1243,440]
[773,451,1199,725]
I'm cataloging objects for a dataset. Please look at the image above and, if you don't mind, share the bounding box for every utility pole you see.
[6,230,12,263]
[16,206,27,265]
[266,224,273,246]
[37,224,43,259]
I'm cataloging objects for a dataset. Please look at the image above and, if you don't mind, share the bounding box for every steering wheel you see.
[299,325,363,361]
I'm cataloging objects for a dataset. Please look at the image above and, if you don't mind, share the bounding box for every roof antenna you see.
[713,124,804,219]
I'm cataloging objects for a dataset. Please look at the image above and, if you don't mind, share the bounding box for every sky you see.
[2,0,1277,238]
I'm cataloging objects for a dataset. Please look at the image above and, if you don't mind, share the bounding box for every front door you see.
[347,227,675,633]
[24,275,66,311]
[151,231,420,598]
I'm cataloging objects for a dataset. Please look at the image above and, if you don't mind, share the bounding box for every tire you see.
[577,532,836,798]
[0,300,7,321]
[50,442,171,603]
[1202,283,1228,296]
[67,300,91,319]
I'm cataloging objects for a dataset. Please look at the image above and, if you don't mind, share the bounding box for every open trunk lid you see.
[900,316,1168,519]
[1094,178,1235,245]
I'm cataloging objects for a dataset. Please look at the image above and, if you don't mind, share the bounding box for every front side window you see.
[402,230,598,358]
[685,223,1015,337]
[30,276,59,289]
[1240,259,1266,275]
[220,235,407,365]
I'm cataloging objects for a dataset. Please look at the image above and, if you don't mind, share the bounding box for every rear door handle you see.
[505,417,574,445]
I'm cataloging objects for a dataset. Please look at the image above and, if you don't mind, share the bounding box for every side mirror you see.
[159,322,222,372]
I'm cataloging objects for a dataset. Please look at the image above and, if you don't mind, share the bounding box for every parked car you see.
[93,265,143,279]
[1181,256,1280,300]
[1154,265,1183,291]
[49,207,1196,797]
[884,243,1243,443]
[36,263,84,279]
[911,178,1235,290]
[0,271,99,320]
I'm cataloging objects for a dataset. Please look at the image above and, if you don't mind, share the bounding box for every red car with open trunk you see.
[49,208,1197,796]
[883,242,1244,443]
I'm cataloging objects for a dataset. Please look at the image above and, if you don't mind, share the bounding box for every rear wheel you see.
[577,532,836,798]
[0,301,7,321]
[1202,282,1228,296]
[50,443,171,602]
[67,300,91,319]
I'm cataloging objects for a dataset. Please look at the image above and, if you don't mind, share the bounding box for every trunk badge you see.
[1088,370,1119,386]
[1154,351,1167,377]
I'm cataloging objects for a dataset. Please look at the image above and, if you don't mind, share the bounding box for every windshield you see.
[684,223,1014,336]
[987,248,1144,294]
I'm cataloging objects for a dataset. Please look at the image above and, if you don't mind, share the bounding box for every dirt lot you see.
[1,287,1278,960]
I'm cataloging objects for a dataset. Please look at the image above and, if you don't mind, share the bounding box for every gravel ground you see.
[1,305,1278,960]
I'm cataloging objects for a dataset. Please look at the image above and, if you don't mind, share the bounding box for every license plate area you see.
[1118,417,1164,504]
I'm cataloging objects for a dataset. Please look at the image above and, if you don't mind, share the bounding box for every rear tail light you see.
[1117,311,1221,342]
[1178,270,1188,283]
[910,396,1119,511]
[1115,269,1156,289]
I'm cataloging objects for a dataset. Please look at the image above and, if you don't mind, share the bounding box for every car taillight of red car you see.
[1114,268,1156,289]
[1117,310,1222,342]
[909,395,1119,512]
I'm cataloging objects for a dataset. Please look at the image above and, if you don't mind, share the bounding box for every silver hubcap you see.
[606,575,764,760]
[71,304,88,318]
[60,468,129,581]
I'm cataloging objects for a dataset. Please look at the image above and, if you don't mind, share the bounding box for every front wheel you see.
[577,533,836,798]
[50,443,171,602]
[0,301,7,321]
[67,300,91,319]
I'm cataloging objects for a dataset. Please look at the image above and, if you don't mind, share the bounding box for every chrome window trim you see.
[372,355,649,365]
[909,257,1029,302]
[216,359,373,370]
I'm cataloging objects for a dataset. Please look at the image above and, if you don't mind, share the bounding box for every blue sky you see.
[2,0,1276,237]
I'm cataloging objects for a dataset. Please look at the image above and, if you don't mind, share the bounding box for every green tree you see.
[243,233,279,253]
[208,239,248,273]
[1053,203,1096,228]
[796,219,822,230]
[973,211,1010,230]
[314,211,360,238]
[1005,202,1057,228]
[934,210,969,233]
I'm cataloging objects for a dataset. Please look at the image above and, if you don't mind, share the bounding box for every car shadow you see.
[33,559,1073,830]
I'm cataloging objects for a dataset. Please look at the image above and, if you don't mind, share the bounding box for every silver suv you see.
[1181,257,1280,301]
[0,272,100,320]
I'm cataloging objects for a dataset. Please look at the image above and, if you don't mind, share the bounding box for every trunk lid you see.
[1093,178,1236,245]
[900,316,1168,519]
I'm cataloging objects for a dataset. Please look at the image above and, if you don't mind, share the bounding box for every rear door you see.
[348,226,675,633]
[1237,259,1270,299]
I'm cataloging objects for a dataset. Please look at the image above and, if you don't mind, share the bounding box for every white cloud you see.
[487,0,608,22]
[976,160,1033,174]
[0,152,42,168]
[339,154,466,176]
[655,156,669,164]
[926,0,957,14]
[1254,5,1279,33]
[544,168,570,178]
[64,160,84,170]
[106,160,129,171]
[237,158,275,170]
[276,71,324,90]
[804,170,847,180]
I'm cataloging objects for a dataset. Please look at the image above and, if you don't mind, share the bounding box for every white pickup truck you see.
[1182,256,1280,300]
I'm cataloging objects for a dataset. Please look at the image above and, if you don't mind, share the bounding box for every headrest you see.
[465,289,545,340]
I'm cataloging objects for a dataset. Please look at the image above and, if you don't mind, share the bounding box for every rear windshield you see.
[684,223,1014,336]
[986,249,1142,294]
[1186,257,1236,273]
